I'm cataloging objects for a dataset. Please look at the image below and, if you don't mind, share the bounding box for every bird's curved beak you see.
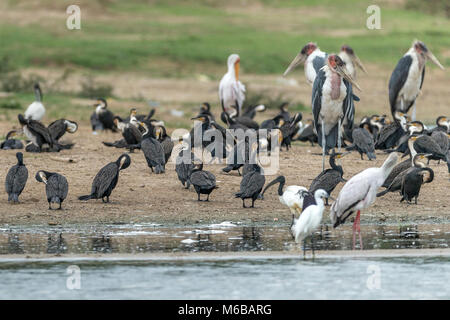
[336,64,362,91]
[283,53,306,76]
[426,50,444,70]
[352,54,368,74]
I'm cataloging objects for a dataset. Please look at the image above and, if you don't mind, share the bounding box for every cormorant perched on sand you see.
[18,114,58,152]
[35,170,68,210]
[222,136,257,175]
[175,147,197,189]
[48,119,78,141]
[110,116,142,151]
[377,153,430,198]
[309,150,349,205]
[291,119,317,146]
[189,163,217,201]
[156,126,174,164]
[375,112,408,150]
[346,127,376,160]
[382,135,417,188]
[78,154,131,203]
[24,83,45,121]
[141,128,165,174]
[430,131,449,163]
[409,134,447,163]
[428,116,449,134]
[91,98,117,132]
[1,131,24,150]
[279,112,302,151]
[400,164,433,204]
[235,164,265,208]
[5,152,28,203]
[260,114,285,130]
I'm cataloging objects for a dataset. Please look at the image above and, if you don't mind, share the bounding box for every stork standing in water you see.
[389,40,444,121]
[338,45,367,79]
[330,153,398,250]
[312,54,361,170]
[283,42,327,86]
[219,54,245,116]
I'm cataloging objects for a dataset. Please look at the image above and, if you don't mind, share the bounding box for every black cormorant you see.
[1,131,24,150]
[5,152,28,203]
[92,98,117,132]
[309,150,349,205]
[400,165,434,204]
[235,164,265,208]
[141,132,165,174]
[18,114,57,152]
[35,170,69,210]
[175,147,197,188]
[346,127,376,160]
[188,163,217,201]
[78,154,131,203]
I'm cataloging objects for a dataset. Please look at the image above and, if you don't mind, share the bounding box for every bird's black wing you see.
[312,69,326,136]
[312,56,326,74]
[91,163,119,197]
[238,172,265,198]
[141,138,165,167]
[343,80,355,132]
[190,171,216,189]
[353,128,375,154]
[48,119,66,141]
[29,120,53,144]
[388,55,412,117]
[309,170,341,194]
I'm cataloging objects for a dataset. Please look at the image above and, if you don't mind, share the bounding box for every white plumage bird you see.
[24,83,45,121]
[330,152,399,250]
[260,175,308,215]
[291,189,329,258]
[219,54,245,116]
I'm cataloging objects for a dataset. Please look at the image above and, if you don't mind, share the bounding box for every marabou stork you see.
[389,40,444,121]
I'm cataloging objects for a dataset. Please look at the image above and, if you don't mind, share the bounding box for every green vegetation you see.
[0,0,448,76]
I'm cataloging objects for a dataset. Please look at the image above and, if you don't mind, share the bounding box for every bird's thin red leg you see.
[352,210,361,250]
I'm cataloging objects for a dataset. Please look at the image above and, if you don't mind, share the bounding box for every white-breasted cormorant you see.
[91,98,117,132]
[400,163,434,204]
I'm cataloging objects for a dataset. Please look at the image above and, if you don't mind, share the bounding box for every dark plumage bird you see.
[291,119,317,146]
[175,147,197,188]
[235,164,265,208]
[78,154,131,203]
[430,131,449,163]
[377,153,429,198]
[48,119,78,141]
[309,150,348,205]
[410,134,446,163]
[277,102,291,122]
[156,126,174,164]
[18,114,57,152]
[375,112,408,150]
[35,171,68,210]
[110,116,142,151]
[5,152,28,203]
[141,133,165,174]
[91,98,117,132]
[279,113,302,151]
[428,116,449,134]
[260,114,285,130]
[382,135,417,188]
[197,102,215,121]
[1,131,24,150]
[189,163,217,201]
[242,104,265,119]
[346,127,376,160]
[400,165,433,204]
[222,137,257,175]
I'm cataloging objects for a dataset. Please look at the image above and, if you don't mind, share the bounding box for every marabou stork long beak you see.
[352,54,368,74]
[426,50,445,70]
[336,63,362,91]
[283,53,307,76]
